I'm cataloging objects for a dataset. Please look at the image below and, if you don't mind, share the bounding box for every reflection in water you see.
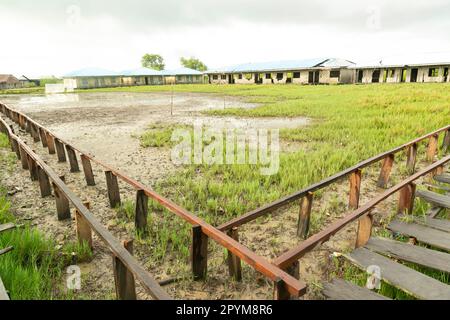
[18,94,80,106]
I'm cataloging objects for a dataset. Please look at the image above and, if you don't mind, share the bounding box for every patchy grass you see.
[0,87,44,95]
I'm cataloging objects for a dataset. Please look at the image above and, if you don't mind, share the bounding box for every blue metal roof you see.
[208,58,355,73]
[64,67,120,77]
[160,67,203,76]
[121,67,163,76]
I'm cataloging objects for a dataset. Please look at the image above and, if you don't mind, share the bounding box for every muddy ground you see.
[0,92,435,300]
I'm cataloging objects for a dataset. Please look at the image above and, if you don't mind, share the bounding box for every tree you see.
[141,54,165,70]
[180,57,207,71]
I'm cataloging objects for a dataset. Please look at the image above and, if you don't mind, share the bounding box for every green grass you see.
[89,83,448,265]
[0,87,44,95]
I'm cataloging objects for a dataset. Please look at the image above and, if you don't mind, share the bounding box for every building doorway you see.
[444,68,449,82]
[308,71,319,84]
[372,70,380,83]
[145,77,149,85]
[410,68,418,82]
[228,74,234,84]
[400,69,406,83]
[357,70,363,83]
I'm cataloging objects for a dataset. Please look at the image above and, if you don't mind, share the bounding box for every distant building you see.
[121,68,164,86]
[63,68,122,89]
[161,68,204,84]
[206,58,356,85]
[0,74,22,89]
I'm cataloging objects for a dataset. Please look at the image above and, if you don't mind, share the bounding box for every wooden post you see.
[355,213,373,248]
[105,171,121,208]
[191,225,208,280]
[65,145,80,172]
[426,134,438,162]
[297,192,313,239]
[39,128,48,148]
[443,129,450,153]
[80,154,95,186]
[113,240,137,300]
[377,154,394,188]
[37,166,52,197]
[30,124,40,142]
[54,139,66,162]
[274,277,291,300]
[135,190,148,234]
[397,183,416,215]
[53,183,70,220]
[406,143,417,174]
[76,202,92,249]
[27,155,38,181]
[227,227,242,281]
[25,120,31,133]
[46,133,56,154]
[348,169,362,209]
[19,146,29,170]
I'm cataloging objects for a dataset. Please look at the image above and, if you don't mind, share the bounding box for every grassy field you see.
[87,83,450,263]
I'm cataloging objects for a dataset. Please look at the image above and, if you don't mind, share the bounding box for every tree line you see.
[141,54,207,71]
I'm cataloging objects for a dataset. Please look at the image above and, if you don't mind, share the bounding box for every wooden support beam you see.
[65,145,80,172]
[274,277,291,300]
[54,139,66,162]
[355,213,373,248]
[297,192,313,239]
[406,143,418,174]
[76,202,92,249]
[53,182,70,220]
[46,133,56,154]
[349,169,362,209]
[11,139,20,159]
[26,154,38,181]
[37,166,52,197]
[113,240,137,300]
[80,154,95,186]
[426,134,438,162]
[443,129,450,153]
[191,225,208,280]
[227,227,242,281]
[397,183,416,215]
[39,128,48,148]
[377,154,394,188]
[19,145,29,170]
[105,171,121,208]
[135,190,148,234]
[30,124,40,142]
[25,120,31,133]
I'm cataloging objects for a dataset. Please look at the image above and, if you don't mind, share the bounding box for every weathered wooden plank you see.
[227,227,242,281]
[443,129,450,153]
[113,240,137,300]
[365,237,450,273]
[434,174,450,184]
[76,202,92,249]
[46,133,56,154]
[297,192,313,239]
[323,278,390,300]
[388,220,450,251]
[348,169,362,209]
[191,225,208,280]
[0,223,15,233]
[406,143,418,173]
[52,183,71,220]
[65,145,80,172]
[37,166,52,197]
[0,276,9,300]
[135,190,148,234]
[415,190,450,209]
[39,128,48,148]
[80,154,95,186]
[398,215,450,233]
[54,139,67,162]
[377,154,394,188]
[19,145,29,170]
[355,213,373,248]
[397,183,416,214]
[105,171,121,208]
[426,134,439,162]
[345,248,450,300]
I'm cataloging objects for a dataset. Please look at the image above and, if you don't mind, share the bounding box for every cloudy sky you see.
[1,0,449,77]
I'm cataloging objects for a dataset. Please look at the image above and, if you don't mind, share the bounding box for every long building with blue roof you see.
[206,57,356,85]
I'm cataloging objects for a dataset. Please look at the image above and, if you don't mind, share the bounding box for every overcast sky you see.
[1,0,449,77]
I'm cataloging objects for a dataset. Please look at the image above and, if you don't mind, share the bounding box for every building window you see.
[428,68,439,77]
[221,74,227,80]
[82,79,88,86]
[238,74,243,79]
[293,72,300,78]
[265,73,271,79]
[276,73,283,80]
[389,69,395,77]
[330,70,340,78]
[245,73,252,80]
[212,75,218,80]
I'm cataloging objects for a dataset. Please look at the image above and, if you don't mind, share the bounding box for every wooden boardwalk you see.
[323,175,450,300]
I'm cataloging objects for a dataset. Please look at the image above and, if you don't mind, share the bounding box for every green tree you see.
[180,57,207,71]
[141,54,165,70]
